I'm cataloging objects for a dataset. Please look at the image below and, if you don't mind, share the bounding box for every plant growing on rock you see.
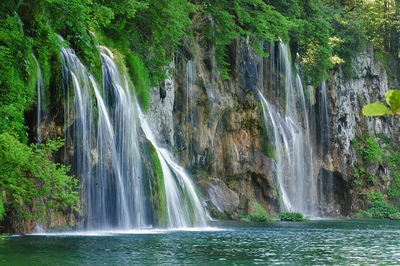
[279,212,308,222]
[362,90,400,117]
[357,191,400,220]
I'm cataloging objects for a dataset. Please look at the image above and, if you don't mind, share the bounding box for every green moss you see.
[148,142,168,227]
[125,53,150,112]
[279,212,308,222]
[260,103,278,160]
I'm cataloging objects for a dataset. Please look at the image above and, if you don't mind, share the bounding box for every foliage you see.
[239,201,273,222]
[0,194,4,222]
[358,191,400,219]
[0,14,36,143]
[320,0,367,79]
[279,212,308,222]
[387,150,400,201]
[352,134,400,216]
[360,0,400,57]
[359,136,385,164]
[0,134,79,221]
[363,90,400,117]
[126,0,193,82]
[291,1,334,86]
[201,0,292,79]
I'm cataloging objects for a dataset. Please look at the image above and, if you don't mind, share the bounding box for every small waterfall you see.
[317,81,334,214]
[258,92,293,211]
[60,39,94,215]
[318,81,331,155]
[258,41,317,216]
[59,36,207,230]
[33,54,45,145]
[140,112,208,228]
[60,39,148,229]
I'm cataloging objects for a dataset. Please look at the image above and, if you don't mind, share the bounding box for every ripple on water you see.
[2,220,400,264]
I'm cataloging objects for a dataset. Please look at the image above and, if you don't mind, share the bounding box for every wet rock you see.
[198,178,239,213]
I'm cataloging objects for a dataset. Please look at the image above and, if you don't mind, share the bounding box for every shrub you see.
[279,212,308,222]
[0,133,79,221]
[357,191,400,219]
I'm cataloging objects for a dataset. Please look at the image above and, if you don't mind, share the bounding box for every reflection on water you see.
[1,220,400,264]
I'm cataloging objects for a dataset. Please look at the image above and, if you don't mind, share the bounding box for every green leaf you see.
[362,103,390,116]
[385,90,400,114]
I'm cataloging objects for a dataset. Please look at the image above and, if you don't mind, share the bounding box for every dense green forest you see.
[0,0,399,224]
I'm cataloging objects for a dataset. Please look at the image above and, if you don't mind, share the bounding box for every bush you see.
[279,212,308,222]
[357,191,400,219]
[0,133,79,221]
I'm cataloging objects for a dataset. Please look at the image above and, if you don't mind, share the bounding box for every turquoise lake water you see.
[1,219,400,265]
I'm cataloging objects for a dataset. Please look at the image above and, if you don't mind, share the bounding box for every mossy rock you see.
[148,142,168,227]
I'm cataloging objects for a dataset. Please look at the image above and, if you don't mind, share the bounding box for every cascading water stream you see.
[60,39,147,229]
[59,37,207,230]
[317,81,334,214]
[258,91,292,211]
[33,54,45,146]
[140,112,208,228]
[258,41,317,216]
[318,81,331,156]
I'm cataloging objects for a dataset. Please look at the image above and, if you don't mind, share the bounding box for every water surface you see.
[1,220,399,264]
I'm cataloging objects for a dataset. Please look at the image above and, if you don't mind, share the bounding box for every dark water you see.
[1,220,400,265]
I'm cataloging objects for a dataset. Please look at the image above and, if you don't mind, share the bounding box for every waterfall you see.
[59,37,207,230]
[318,81,331,156]
[258,41,317,216]
[33,54,45,145]
[258,92,293,211]
[317,81,334,214]
[60,40,94,225]
[140,113,208,228]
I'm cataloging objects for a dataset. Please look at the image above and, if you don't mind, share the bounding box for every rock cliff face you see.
[150,40,400,218]
[13,39,398,234]
[149,40,279,217]
[327,45,400,214]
